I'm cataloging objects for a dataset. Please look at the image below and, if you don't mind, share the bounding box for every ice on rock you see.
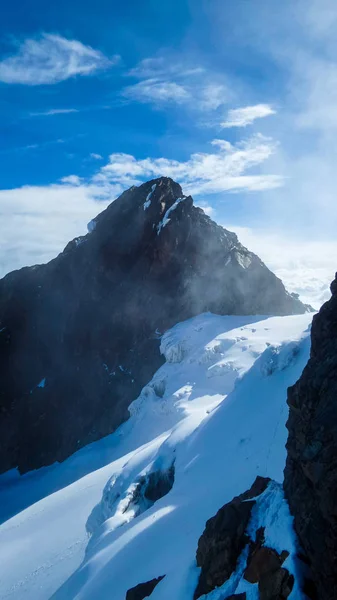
[87,219,97,233]
[235,251,252,269]
[157,197,186,234]
[143,184,157,210]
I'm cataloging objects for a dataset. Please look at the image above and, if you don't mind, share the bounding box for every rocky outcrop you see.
[244,530,294,600]
[194,477,296,600]
[125,576,165,600]
[194,477,270,598]
[284,273,337,600]
[0,177,309,474]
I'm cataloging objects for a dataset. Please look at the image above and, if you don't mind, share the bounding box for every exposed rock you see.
[194,476,298,600]
[125,576,165,600]
[194,476,270,599]
[0,177,309,474]
[245,545,282,583]
[259,568,294,600]
[284,272,337,600]
[244,527,293,599]
[224,594,247,600]
[141,463,175,503]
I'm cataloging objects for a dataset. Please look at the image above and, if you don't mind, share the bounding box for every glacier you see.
[0,312,313,600]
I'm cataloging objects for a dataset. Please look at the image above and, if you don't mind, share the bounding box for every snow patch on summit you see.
[157,196,186,234]
[143,184,156,210]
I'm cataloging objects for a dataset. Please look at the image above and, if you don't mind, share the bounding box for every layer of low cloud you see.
[221,104,276,128]
[224,224,335,309]
[0,184,116,277]
[0,34,118,85]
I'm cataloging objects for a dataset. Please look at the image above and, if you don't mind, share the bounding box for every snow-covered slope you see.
[0,312,313,600]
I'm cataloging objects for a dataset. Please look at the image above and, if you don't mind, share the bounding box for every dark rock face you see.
[125,576,165,600]
[194,477,296,600]
[139,462,175,504]
[0,177,309,474]
[194,476,270,598]
[284,273,337,600]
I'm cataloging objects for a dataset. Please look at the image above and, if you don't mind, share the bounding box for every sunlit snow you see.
[0,312,312,600]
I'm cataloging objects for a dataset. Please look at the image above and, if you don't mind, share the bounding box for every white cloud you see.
[90,153,103,160]
[223,224,335,309]
[100,133,282,194]
[0,34,119,85]
[122,79,190,105]
[60,175,83,185]
[196,203,215,216]
[221,104,276,128]
[30,108,79,116]
[0,182,122,277]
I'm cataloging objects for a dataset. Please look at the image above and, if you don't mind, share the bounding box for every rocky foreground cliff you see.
[284,273,337,600]
[0,177,308,474]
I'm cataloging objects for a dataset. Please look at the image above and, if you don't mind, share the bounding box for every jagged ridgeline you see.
[0,177,309,474]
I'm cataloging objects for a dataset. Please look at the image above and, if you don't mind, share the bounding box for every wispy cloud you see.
[122,79,190,105]
[199,84,229,111]
[221,104,276,128]
[90,153,103,160]
[30,108,79,116]
[99,133,282,194]
[124,56,228,112]
[127,57,204,79]
[0,34,119,85]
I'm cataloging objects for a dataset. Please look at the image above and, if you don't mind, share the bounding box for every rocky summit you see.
[284,273,337,600]
[0,177,309,474]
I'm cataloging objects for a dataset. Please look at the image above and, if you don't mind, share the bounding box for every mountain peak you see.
[0,178,308,474]
[86,176,187,237]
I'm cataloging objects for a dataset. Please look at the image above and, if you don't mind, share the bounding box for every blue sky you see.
[0,0,336,306]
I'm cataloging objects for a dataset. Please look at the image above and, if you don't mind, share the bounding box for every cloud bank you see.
[99,134,281,194]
